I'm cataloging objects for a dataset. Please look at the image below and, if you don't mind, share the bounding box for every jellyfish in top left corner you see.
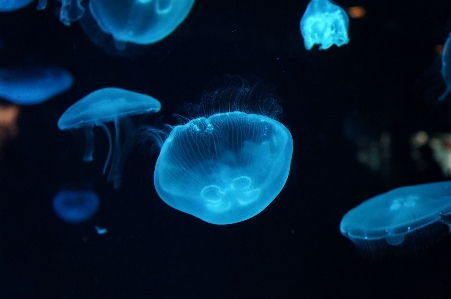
[81,0,195,52]
[0,0,33,11]
[58,88,161,189]
[53,189,99,223]
[300,0,349,50]
[36,0,85,26]
[0,66,73,105]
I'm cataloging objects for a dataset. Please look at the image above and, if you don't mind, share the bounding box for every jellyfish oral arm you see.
[82,126,95,162]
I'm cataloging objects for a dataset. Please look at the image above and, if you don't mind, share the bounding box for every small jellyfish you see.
[300,0,349,50]
[0,66,73,105]
[340,181,451,255]
[36,0,84,25]
[0,0,33,11]
[439,33,451,101]
[85,0,195,50]
[147,77,293,225]
[58,87,161,188]
[53,189,99,223]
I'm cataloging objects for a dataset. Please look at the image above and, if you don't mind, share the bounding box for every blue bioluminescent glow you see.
[151,78,293,225]
[0,0,32,11]
[53,190,99,224]
[300,0,349,50]
[439,33,451,101]
[87,0,195,50]
[58,87,161,188]
[36,0,84,25]
[0,66,73,105]
[340,181,451,255]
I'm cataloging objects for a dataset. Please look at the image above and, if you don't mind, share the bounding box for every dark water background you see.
[1,0,451,298]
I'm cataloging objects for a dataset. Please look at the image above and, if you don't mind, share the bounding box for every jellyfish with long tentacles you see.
[58,87,161,188]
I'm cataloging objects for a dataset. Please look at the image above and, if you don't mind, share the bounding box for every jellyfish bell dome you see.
[151,77,293,224]
[87,0,195,50]
[0,0,33,11]
[58,87,161,188]
[53,189,99,224]
[340,181,451,255]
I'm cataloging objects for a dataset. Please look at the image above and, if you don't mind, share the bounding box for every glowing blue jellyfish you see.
[300,0,349,50]
[86,0,195,50]
[36,0,84,25]
[0,66,72,105]
[149,78,293,225]
[340,181,451,255]
[58,88,161,188]
[53,189,99,223]
[439,33,451,101]
[0,0,33,11]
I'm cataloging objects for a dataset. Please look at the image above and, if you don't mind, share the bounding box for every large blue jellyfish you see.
[340,181,451,255]
[0,0,33,11]
[58,88,161,188]
[148,77,293,225]
[53,189,99,223]
[439,33,451,101]
[0,66,72,105]
[300,0,349,50]
[85,0,195,50]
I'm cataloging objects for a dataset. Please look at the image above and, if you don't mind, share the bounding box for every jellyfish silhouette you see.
[0,66,73,105]
[300,0,349,50]
[53,189,99,223]
[36,0,84,25]
[0,0,33,11]
[146,77,293,225]
[58,87,161,188]
[439,33,451,101]
[340,181,451,255]
[85,0,195,50]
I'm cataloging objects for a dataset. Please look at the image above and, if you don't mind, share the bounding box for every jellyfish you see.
[0,66,73,105]
[58,87,161,188]
[147,77,293,225]
[340,181,451,255]
[0,0,33,11]
[439,33,451,101]
[300,0,349,50]
[53,189,99,223]
[36,0,84,26]
[85,0,195,50]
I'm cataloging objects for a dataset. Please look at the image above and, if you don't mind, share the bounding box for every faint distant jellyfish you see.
[0,0,33,11]
[439,33,451,101]
[300,0,349,50]
[53,189,99,223]
[36,0,84,26]
[340,181,451,255]
[58,87,161,188]
[86,0,195,50]
[0,66,72,105]
[149,78,293,224]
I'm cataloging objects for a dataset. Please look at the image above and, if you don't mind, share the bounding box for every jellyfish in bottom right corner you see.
[340,181,451,255]
[147,77,293,225]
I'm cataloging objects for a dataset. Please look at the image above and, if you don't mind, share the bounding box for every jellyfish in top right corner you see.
[300,0,349,50]
[340,181,451,256]
[147,77,293,225]
[439,33,451,101]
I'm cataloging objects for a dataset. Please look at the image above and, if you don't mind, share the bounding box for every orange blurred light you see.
[0,104,20,148]
[434,44,444,55]
[347,6,366,19]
